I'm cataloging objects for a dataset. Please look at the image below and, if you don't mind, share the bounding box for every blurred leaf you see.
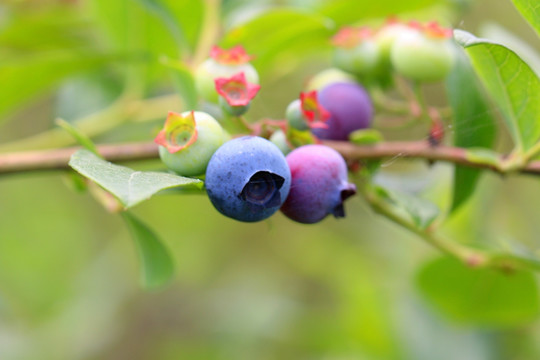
[417,256,540,326]
[221,10,333,73]
[497,238,540,268]
[0,7,90,54]
[135,0,204,53]
[121,212,175,289]
[0,52,116,121]
[87,0,198,85]
[88,0,202,55]
[62,171,88,193]
[455,30,540,153]
[161,57,198,109]
[316,0,440,27]
[511,0,540,38]
[374,185,439,230]
[287,127,317,147]
[445,50,496,213]
[68,149,202,208]
[464,148,501,167]
[349,128,383,145]
[55,118,99,155]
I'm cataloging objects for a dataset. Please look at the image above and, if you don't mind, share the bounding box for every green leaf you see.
[121,212,175,289]
[349,129,383,145]
[316,0,439,27]
[417,256,540,326]
[55,118,99,156]
[221,10,333,74]
[0,6,90,54]
[68,149,202,208]
[455,29,540,152]
[464,148,501,167]
[86,0,198,85]
[445,50,497,212]
[374,185,439,230]
[511,0,540,38]
[161,57,197,109]
[135,0,204,54]
[480,22,540,77]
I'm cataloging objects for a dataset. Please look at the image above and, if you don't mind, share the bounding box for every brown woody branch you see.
[0,140,539,175]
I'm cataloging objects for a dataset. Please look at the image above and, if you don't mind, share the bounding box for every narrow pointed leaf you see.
[56,118,99,156]
[68,149,202,208]
[455,29,540,152]
[122,212,175,289]
[374,185,439,230]
[446,50,496,212]
[349,129,383,145]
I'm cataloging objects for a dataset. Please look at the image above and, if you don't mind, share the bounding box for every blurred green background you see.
[2,0,540,359]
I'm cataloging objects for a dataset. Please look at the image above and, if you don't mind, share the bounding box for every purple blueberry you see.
[280,145,356,224]
[311,82,373,141]
[205,136,291,222]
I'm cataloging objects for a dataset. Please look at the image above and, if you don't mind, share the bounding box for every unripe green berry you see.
[375,22,414,60]
[156,111,229,176]
[390,28,455,82]
[285,99,307,131]
[305,68,356,92]
[270,129,293,155]
[333,40,381,76]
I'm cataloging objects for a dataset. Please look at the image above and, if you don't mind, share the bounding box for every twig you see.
[1,139,540,175]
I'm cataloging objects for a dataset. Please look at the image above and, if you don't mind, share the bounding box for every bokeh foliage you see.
[2,0,540,359]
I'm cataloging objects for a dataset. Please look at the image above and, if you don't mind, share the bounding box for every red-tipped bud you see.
[214,72,261,107]
[331,26,373,48]
[210,45,254,65]
[423,21,453,39]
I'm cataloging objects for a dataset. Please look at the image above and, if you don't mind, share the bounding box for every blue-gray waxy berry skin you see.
[205,136,291,222]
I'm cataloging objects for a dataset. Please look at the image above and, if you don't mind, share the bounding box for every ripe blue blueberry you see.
[280,145,356,224]
[205,136,291,222]
[311,82,373,141]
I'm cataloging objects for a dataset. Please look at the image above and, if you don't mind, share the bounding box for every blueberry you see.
[280,145,356,224]
[205,136,291,222]
[311,82,373,141]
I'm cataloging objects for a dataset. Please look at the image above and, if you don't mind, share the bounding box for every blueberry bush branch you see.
[4,139,540,176]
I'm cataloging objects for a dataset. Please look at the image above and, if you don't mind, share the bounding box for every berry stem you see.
[359,180,540,272]
[189,0,222,68]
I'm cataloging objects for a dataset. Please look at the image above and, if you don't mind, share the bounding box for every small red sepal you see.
[299,91,330,129]
[215,72,261,107]
[154,111,198,153]
[210,45,254,65]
